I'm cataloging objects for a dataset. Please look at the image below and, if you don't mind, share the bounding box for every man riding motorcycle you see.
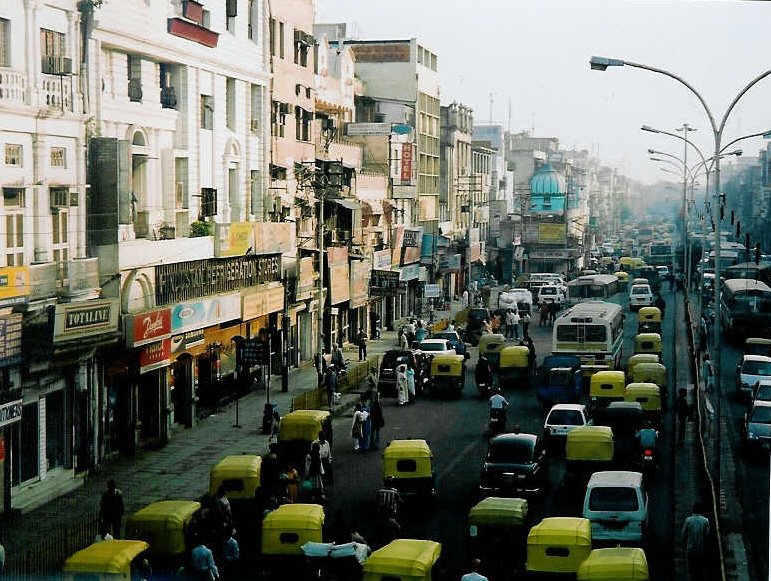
[476,354,493,396]
[488,387,509,434]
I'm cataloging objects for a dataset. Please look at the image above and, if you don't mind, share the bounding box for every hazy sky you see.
[316,0,771,185]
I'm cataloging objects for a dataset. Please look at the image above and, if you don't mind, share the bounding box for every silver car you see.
[744,400,771,450]
[736,355,771,398]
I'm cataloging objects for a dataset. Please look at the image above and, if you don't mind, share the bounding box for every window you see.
[279,22,285,59]
[4,144,22,166]
[248,0,255,40]
[50,147,66,168]
[175,158,189,209]
[0,18,9,67]
[50,186,73,208]
[127,54,142,102]
[3,187,24,207]
[250,84,264,133]
[40,28,65,59]
[52,207,69,281]
[159,63,178,109]
[295,107,311,142]
[588,487,640,512]
[293,30,310,66]
[271,101,286,138]
[4,186,24,265]
[225,0,236,32]
[226,77,236,130]
[269,18,276,56]
[200,94,214,129]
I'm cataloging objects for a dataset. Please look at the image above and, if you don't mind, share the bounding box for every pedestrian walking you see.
[304,442,325,502]
[214,484,233,540]
[399,329,409,350]
[406,364,416,403]
[221,530,240,578]
[682,502,711,581]
[357,328,368,361]
[510,309,520,340]
[676,388,693,443]
[539,301,549,327]
[396,364,409,406]
[369,394,385,449]
[548,301,558,325]
[415,321,429,342]
[460,559,489,581]
[522,311,531,339]
[525,336,536,373]
[359,399,372,451]
[314,431,333,486]
[331,344,345,370]
[351,404,367,451]
[325,366,338,410]
[99,479,125,539]
[702,353,714,393]
[283,464,300,503]
[190,536,220,581]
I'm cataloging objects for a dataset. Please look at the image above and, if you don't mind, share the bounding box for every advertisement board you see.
[538,223,567,244]
[372,249,392,271]
[53,299,120,343]
[349,261,371,309]
[242,283,285,320]
[215,222,293,257]
[424,284,441,298]
[370,271,401,296]
[400,143,413,183]
[438,254,462,273]
[171,292,242,334]
[328,247,350,305]
[296,257,316,301]
[127,308,172,347]
[139,339,171,374]
[0,266,29,307]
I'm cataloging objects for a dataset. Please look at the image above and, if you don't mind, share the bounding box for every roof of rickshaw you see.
[281,409,331,424]
[363,539,442,575]
[63,540,150,574]
[468,497,529,526]
[383,439,433,458]
[127,500,200,526]
[634,332,662,341]
[210,454,262,478]
[566,425,614,443]
[527,517,592,545]
[590,370,625,382]
[625,382,660,393]
[577,547,649,579]
[262,503,325,529]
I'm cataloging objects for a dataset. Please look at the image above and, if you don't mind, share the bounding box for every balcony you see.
[0,67,28,106]
[40,75,73,112]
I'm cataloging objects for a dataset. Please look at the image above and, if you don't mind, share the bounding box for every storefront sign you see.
[53,299,120,343]
[346,122,392,136]
[438,254,462,273]
[242,283,285,320]
[350,261,371,309]
[399,264,420,282]
[372,249,392,271]
[370,271,401,296]
[403,228,421,247]
[529,249,571,260]
[127,308,172,348]
[139,339,171,374]
[538,223,567,245]
[170,329,205,355]
[0,398,22,428]
[418,267,428,282]
[296,257,316,301]
[155,255,282,305]
[424,284,441,298]
[400,143,413,183]
[328,247,350,305]
[0,266,30,307]
[0,313,22,365]
[171,292,242,334]
[468,243,482,264]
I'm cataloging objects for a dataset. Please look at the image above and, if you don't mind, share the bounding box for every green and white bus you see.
[552,301,625,377]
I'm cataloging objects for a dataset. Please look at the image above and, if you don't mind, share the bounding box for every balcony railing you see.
[40,74,73,112]
[0,67,28,106]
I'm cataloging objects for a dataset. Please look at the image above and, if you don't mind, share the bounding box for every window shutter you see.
[226,0,238,18]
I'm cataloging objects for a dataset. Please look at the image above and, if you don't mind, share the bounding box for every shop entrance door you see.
[137,371,161,447]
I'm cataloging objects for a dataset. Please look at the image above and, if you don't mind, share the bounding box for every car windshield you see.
[489,439,534,464]
[632,286,650,295]
[743,361,771,376]
[547,409,584,426]
[420,342,447,352]
[750,405,771,424]
[589,487,640,511]
[755,386,771,401]
[435,333,457,342]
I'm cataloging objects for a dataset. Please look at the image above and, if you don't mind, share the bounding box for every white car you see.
[536,284,565,305]
[629,284,654,311]
[736,355,771,398]
[528,273,567,294]
[543,404,590,446]
[417,338,456,356]
[656,265,670,279]
[584,471,648,543]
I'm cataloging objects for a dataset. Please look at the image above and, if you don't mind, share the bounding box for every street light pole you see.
[678,124,694,287]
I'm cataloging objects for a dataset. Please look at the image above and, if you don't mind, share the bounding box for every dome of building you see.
[530,162,566,195]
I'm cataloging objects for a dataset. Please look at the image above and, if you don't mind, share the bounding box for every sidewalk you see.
[1,329,404,576]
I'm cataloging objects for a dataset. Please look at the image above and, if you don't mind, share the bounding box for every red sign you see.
[139,339,171,374]
[130,309,172,347]
[400,144,413,183]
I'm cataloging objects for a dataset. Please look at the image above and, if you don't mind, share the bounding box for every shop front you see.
[348,259,371,343]
[392,226,422,319]
[371,249,394,331]
[327,247,350,349]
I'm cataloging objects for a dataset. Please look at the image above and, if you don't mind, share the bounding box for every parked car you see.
[743,400,771,451]
[431,330,467,358]
[628,284,654,311]
[543,404,591,450]
[480,433,548,496]
[583,471,649,544]
[736,355,771,399]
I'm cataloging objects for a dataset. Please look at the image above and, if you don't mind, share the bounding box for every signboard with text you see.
[0,266,29,307]
[370,270,401,296]
[139,339,171,374]
[400,143,413,183]
[0,399,22,428]
[53,299,120,343]
[372,249,392,271]
[126,308,172,347]
[0,314,22,365]
[328,247,350,305]
[538,223,567,245]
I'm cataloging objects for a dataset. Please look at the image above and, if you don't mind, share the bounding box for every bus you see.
[647,240,673,267]
[565,274,620,305]
[723,262,771,286]
[552,301,625,377]
[720,279,771,340]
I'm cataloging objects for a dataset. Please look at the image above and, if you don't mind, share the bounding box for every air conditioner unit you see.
[41,56,73,76]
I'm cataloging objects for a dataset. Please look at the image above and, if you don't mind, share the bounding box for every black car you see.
[464,308,491,346]
[479,433,548,496]
[377,349,427,397]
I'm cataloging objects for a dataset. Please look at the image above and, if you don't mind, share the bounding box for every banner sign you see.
[400,143,413,183]
[370,270,401,296]
[127,308,172,347]
[0,314,22,365]
[350,261,371,309]
[403,228,421,247]
[0,399,22,428]
[170,329,205,355]
[139,339,171,374]
[242,284,285,320]
[215,222,293,258]
[0,266,30,307]
[171,292,242,334]
[372,249,392,271]
[399,264,420,282]
[438,254,462,273]
[424,284,441,298]
[53,299,120,343]
[296,257,316,301]
[538,223,567,245]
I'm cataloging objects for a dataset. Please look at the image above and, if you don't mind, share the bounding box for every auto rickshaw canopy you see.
[614,271,629,281]
[589,371,626,400]
[629,362,667,388]
[63,540,149,576]
[278,410,331,442]
[565,426,615,461]
[745,337,771,357]
[624,383,662,411]
[210,455,261,499]
[383,439,433,480]
[363,539,442,581]
[526,517,592,573]
[124,500,200,557]
[478,333,506,355]
[499,345,530,368]
[468,497,528,527]
[576,547,649,580]
[637,307,661,324]
[626,354,659,376]
[429,354,465,376]
[261,503,325,556]
[634,333,662,356]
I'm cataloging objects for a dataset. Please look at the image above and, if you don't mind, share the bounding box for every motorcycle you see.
[637,427,658,478]
[489,407,507,436]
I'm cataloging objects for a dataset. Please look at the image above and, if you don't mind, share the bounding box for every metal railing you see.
[290,355,381,412]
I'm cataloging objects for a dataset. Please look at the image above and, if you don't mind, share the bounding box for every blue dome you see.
[530,163,566,195]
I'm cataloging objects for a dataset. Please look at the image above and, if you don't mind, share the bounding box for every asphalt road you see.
[324,291,676,579]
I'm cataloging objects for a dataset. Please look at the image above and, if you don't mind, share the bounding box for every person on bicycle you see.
[377,476,403,519]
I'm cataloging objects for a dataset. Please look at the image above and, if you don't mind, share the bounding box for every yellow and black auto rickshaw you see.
[634,333,663,362]
[468,497,529,578]
[383,439,436,499]
[363,539,442,581]
[615,271,630,291]
[261,503,325,578]
[637,307,662,334]
[577,547,650,581]
[277,410,332,472]
[629,361,668,402]
[525,517,593,577]
[210,454,262,544]
[63,540,150,581]
[478,333,507,370]
[497,345,531,389]
[626,354,659,379]
[589,370,626,409]
[124,500,200,569]
[428,354,466,397]
[564,426,615,486]
[624,383,663,427]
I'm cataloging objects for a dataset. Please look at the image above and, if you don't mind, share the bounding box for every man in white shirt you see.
[460,559,489,581]
[488,389,509,410]
[314,431,333,485]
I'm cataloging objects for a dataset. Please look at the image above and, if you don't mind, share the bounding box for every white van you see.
[498,288,533,314]
[583,471,648,544]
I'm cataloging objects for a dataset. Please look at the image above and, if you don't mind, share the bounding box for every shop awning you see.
[331,199,362,211]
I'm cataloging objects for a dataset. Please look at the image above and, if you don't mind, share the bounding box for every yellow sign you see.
[215,222,255,257]
[0,266,30,305]
[215,222,294,257]
[538,223,566,245]
[242,283,285,320]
